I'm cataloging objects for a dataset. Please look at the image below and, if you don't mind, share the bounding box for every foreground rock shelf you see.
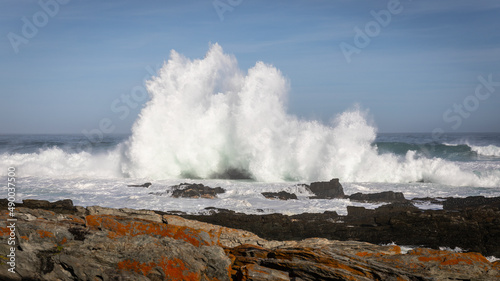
[1,199,499,280]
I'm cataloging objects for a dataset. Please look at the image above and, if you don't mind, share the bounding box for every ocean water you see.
[1,44,499,216]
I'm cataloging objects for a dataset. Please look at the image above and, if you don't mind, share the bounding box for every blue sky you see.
[1,0,499,134]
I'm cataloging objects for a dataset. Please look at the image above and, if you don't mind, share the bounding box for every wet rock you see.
[346,206,376,226]
[22,199,52,209]
[348,191,407,203]
[22,199,76,214]
[182,210,342,242]
[307,178,345,199]
[261,191,298,200]
[127,182,152,188]
[443,196,500,210]
[182,201,500,257]
[374,201,419,213]
[170,183,225,199]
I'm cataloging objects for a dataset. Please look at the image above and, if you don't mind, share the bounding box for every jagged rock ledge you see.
[180,199,500,258]
[0,199,499,280]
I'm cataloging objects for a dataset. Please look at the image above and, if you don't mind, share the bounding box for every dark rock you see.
[307,178,345,199]
[51,199,74,210]
[23,199,52,209]
[181,200,500,257]
[443,196,500,210]
[183,210,340,242]
[374,201,418,213]
[170,183,225,199]
[261,191,298,200]
[21,199,76,214]
[346,206,376,226]
[0,198,8,207]
[68,227,89,241]
[127,182,152,188]
[348,191,407,203]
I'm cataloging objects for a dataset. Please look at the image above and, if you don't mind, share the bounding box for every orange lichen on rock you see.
[411,248,489,266]
[0,210,9,219]
[171,225,207,247]
[356,245,401,258]
[37,229,55,238]
[0,227,11,236]
[117,257,199,280]
[85,215,214,247]
[409,248,447,257]
[388,245,402,254]
[62,215,86,225]
[356,251,377,258]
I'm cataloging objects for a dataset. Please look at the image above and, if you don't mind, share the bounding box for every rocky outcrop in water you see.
[127,182,152,188]
[443,196,500,210]
[261,191,298,200]
[170,183,225,199]
[306,178,345,199]
[348,191,407,203]
[1,199,499,280]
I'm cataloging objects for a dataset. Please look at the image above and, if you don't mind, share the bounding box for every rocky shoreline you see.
[1,179,500,280]
[160,179,500,257]
[177,196,500,258]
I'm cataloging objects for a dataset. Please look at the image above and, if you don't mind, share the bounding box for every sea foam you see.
[0,44,498,187]
[120,44,500,187]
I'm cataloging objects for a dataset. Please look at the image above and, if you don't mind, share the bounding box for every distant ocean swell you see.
[1,44,499,187]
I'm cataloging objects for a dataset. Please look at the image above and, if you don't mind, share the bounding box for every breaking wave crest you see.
[0,147,123,178]
[119,44,500,187]
[0,44,498,187]
[470,144,500,157]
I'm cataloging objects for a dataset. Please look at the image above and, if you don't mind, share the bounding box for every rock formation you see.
[182,200,500,258]
[170,183,225,199]
[306,178,345,199]
[261,191,298,200]
[348,191,407,203]
[1,199,499,280]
